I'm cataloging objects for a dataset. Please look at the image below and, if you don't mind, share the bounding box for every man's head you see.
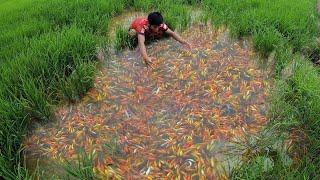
[148,12,163,32]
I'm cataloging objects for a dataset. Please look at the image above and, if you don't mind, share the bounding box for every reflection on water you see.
[24,23,269,179]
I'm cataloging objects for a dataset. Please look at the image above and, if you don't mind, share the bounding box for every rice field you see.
[0,0,319,179]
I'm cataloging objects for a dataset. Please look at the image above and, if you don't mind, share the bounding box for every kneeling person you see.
[129,12,192,68]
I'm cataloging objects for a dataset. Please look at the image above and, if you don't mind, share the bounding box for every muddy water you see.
[24,23,269,179]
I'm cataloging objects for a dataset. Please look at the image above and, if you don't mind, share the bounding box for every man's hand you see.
[137,34,155,68]
[165,29,192,50]
[182,41,192,50]
[144,57,155,69]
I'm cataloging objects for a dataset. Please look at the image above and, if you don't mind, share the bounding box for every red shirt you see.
[130,17,168,37]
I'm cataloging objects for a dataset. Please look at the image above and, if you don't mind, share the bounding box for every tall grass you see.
[0,0,129,178]
[157,0,192,31]
[114,26,136,51]
[204,0,319,65]
[59,150,97,180]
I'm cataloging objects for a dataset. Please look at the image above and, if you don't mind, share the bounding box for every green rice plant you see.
[273,44,294,77]
[27,26,98,65]
[131,0,154,11]
[39,0,124,35]
[231,156,274,179]
[0,101,27,162]
[19,78,53,122]
[228,128,295,179]
[252,28,284,58]
[231,155,292,180]
[0,59,53,121]
[0,0,130,178]
[25,27,98,100]
[290,60,320,132]
[0,0,127,63]
[60,149,97,180]
[0,98,34,179]
[184,0,202,6]
[114,25,136,51]
[267,80,299,130]
[0,20,51,61]
[157,0,191,31]
[0,151,43,180]
[203,0,318,57]
[0,26,98,104]
[56,61,96,102]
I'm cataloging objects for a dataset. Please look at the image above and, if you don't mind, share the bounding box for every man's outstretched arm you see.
[165,28,191,49]
[138,34,154,68]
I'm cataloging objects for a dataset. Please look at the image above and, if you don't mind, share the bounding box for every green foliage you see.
[157,0,192,31]
[0,154,39,180]
[57,61,96,102]
[0,0,125,178]
[273,44,294,77]
[114,26,136,51]
[203,0,318,59]
[130,0,154,11]
[229,129,293,179]
[274,59,320,178]
[59,150,96,180]
[252,28,284,58]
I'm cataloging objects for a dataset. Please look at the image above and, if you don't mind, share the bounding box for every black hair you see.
[148,12,163,26]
